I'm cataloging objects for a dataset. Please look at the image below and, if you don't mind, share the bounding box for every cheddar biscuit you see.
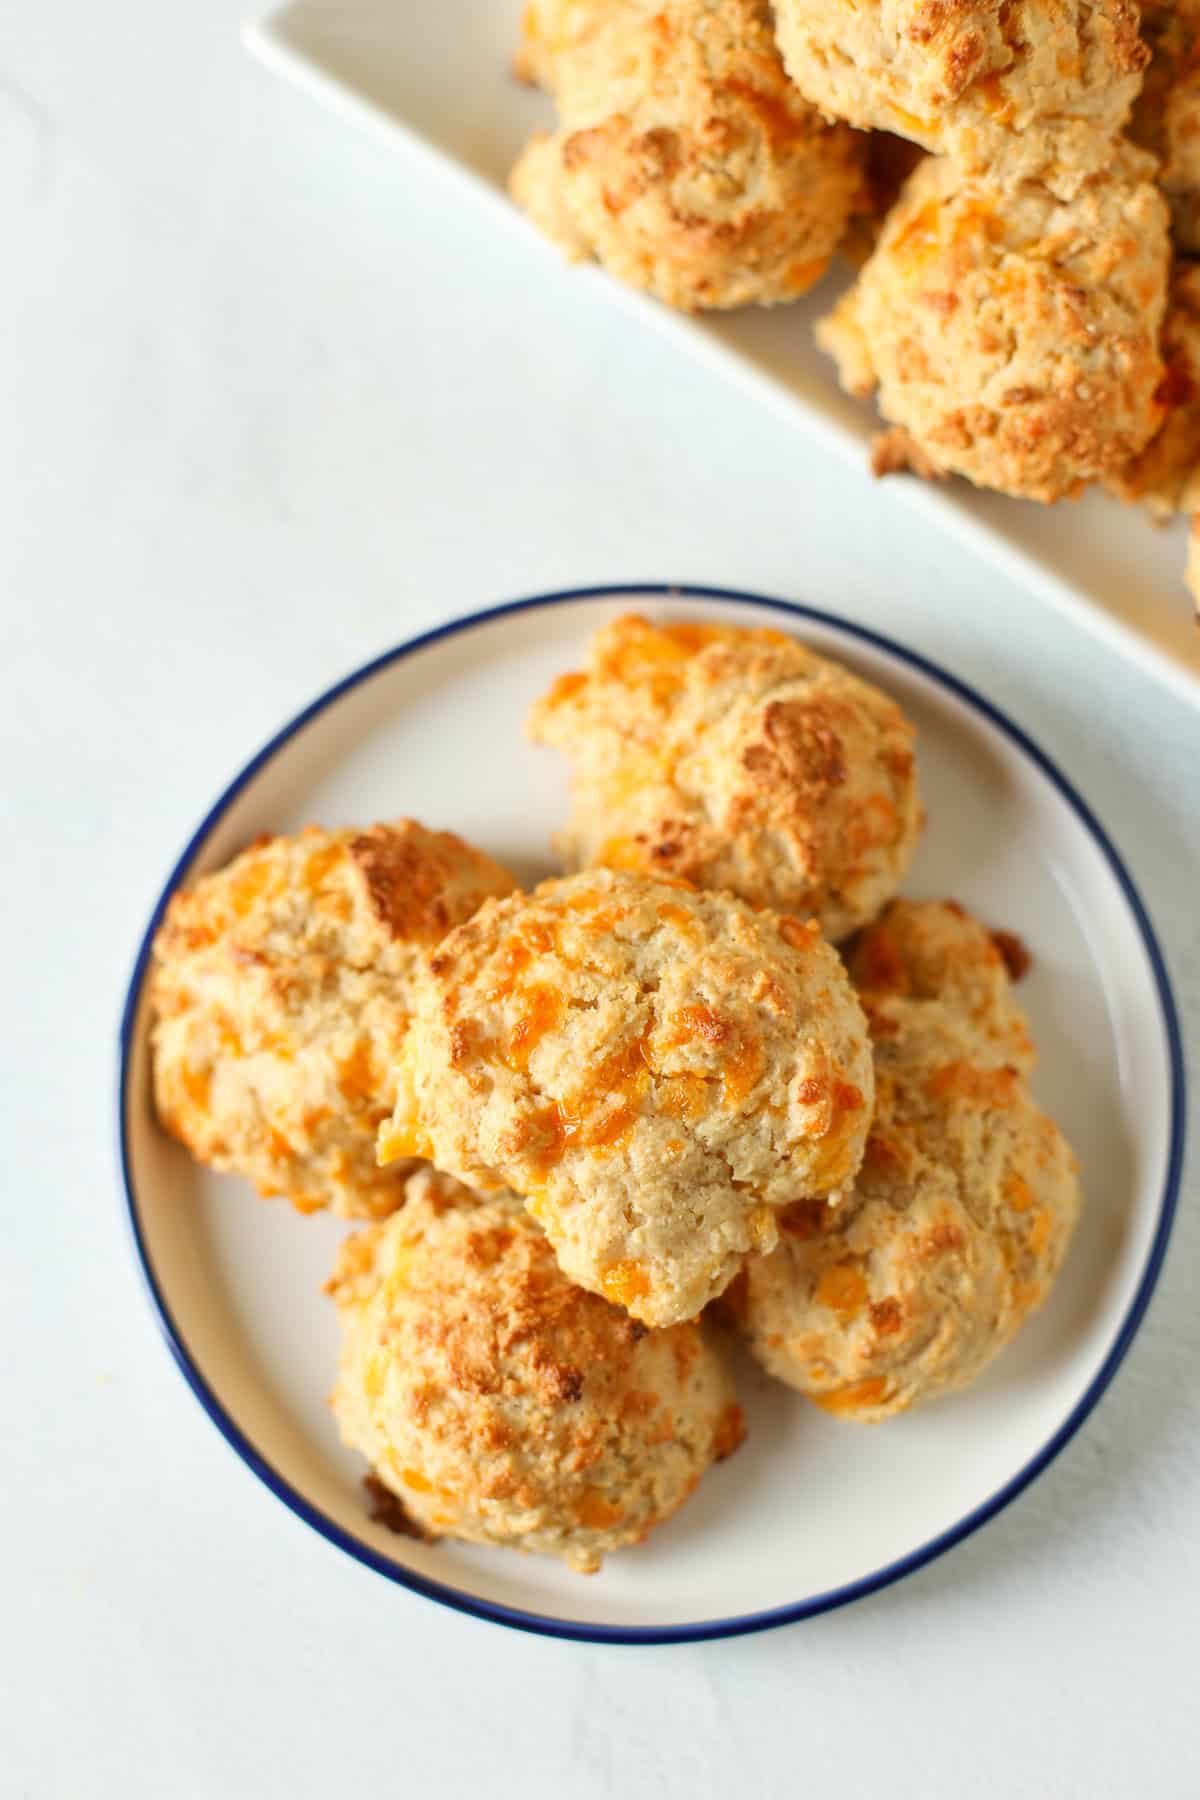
[382,869,874,1326]
[738,902,1080,1419]
[527,613,921,940]
[848,898,1036,1075]
[772,0,1147,200]
[151,822,517,1218]
[510,0,864,310]
[819,149,1169,502]
[330,1173,744,1572]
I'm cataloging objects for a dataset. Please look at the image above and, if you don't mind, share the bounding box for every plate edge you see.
[115,583,1189,1644]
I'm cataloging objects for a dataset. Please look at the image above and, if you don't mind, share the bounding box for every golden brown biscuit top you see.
[738,910,1081,1421]
[401,869,869,1184]
[330,1172,745,1566]
[383,869,874,1324]
[772,0,1146,196]
[149,821,518,1218]
[533,613,794,723]
[512,0,865,312]
[155,820,517,975]
[848,898,1036,1072]
[331,1173,745,1464]
[521,0,849,146]
[875,144,1161,294]
[331,1182,660,1410]
[820,147,1170,503]
[527,614,920,937]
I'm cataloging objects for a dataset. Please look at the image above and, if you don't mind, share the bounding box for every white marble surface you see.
[3,5,1199,1794]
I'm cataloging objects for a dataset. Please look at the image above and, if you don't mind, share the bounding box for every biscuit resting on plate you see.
[329,1170,744,1572]
[527,613,921,941]
[151,821,517,1218]
[819,147,1169,502]
[844,897,1035,1073]
[381,869,874,1327]
[736,901,1081,1419]
[510,0,865,310]
[772,0,1146,199]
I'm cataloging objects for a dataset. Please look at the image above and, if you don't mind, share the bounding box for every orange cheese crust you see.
[150,820,517,1218]
[738,900,1081,1419]
[329,1171,743,1572]
[510,0,865,312]
[819,148,1170,505]
[527,614,922,941]
[383,868,874,1326]
[773,0,1146,200]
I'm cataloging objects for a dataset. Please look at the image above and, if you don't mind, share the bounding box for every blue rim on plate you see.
[116,584,1187,1645]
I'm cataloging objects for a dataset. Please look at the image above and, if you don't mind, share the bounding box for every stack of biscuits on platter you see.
[151,614,1081,1573]
[510,0,1200,614]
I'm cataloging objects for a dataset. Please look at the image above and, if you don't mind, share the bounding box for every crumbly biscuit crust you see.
[819,149,1169,502]
[151,822,517,1217]
[773,0,1147,200]
[527,614,921,940]
[739,901,1080,1418]
[510,0,865,310]
[383,868,874,1326]
[848,898,1036,1073]
[330,1173,743,1571]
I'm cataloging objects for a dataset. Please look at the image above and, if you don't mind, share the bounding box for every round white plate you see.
[118,586,1184,1642]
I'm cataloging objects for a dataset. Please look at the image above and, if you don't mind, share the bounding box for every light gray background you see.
[3,5,1198,1795]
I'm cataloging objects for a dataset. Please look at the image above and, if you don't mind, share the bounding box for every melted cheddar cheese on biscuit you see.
[510,0,865,312]
[329,1171,743,1572]
[527,614,922,942]
[151,820,517,1218]
[818,147,1169,504]
[772,0,1146,200]
[737,900,1081,1419]
[381,868,874,1327]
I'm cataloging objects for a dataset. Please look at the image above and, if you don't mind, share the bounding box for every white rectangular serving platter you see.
[246,0,1200,711]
